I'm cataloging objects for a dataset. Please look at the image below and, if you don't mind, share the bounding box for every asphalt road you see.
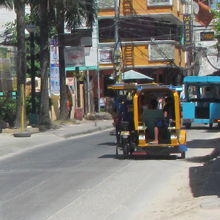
[0,126,219,220]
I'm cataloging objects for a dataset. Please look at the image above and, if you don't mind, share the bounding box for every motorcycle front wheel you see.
[122,138,129,159]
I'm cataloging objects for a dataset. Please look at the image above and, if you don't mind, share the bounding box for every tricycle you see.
[182,76,220,129]
[109,82,187,159]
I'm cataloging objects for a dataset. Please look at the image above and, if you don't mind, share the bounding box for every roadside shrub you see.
[0,96,16,127]
[25,93,41,115]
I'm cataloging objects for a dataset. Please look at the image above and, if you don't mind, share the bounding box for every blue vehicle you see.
[182,76,220,128]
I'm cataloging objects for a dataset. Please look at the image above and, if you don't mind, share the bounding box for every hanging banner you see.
[50,40,60,95]
[50,64,60,95]
[193,0,213,27]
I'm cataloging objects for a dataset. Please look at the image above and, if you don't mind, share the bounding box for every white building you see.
[191,1,220,75]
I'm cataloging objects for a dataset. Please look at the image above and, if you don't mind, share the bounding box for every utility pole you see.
[114,0,122,83]
[184,0,194,76]
[114,0,119,47]
[86,69,91,113]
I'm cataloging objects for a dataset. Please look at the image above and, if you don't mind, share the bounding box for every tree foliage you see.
[0,0,97,127]
[212,4,220,36]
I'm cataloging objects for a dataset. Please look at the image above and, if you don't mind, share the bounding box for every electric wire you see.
[205,54,220,70]
[100,0,217,72]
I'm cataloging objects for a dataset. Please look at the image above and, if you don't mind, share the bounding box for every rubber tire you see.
[13,132,31,137]
[116,145,119,158]
[122,139,129,159]
[180,152,186,159]
[209,123,213,128]
[185,123,191,129]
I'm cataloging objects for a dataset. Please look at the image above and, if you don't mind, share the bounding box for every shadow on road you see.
[187,136,220,198]
[185,125,220,133]
[98,142,116,146]
[99,153,178,160]
[189,157,220,198]
[187,137,220,149]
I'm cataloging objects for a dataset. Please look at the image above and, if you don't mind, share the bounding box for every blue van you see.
[182,76,220,128]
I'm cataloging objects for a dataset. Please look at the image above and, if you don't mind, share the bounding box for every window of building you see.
[119,18,179,42]
[98,18,180,43]
[98,19,115,43]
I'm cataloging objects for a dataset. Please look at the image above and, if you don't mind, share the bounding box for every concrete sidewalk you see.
[0,119,113,160]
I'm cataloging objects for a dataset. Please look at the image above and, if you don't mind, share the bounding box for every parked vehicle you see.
[182,76,220,128]
[109,83,187,159]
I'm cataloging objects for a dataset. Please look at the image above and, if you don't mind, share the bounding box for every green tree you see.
[0,0,13,8]
[0,0,96,128]
[1,16,41,78]
[0,0,27,128]
[38,0,51,129]
[213,4,220,35]
[212,4,220,58]
[55,0,67,120]
[55,0,96,120]
[29,0,96,123]
[14,0,26,128]
[1,21,17,45]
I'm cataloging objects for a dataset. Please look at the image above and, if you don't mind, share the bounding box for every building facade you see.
[192,0,220,76]
[97,0,187,88]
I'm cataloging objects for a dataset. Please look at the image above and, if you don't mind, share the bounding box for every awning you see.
[109,70,154,81]
[65,66,98,71]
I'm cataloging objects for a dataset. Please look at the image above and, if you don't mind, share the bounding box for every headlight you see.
[121,131,130,135]
[138,135,145,140]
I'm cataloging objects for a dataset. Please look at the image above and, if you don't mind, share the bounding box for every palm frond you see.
[0,0,14,8]
[65,0,96,29]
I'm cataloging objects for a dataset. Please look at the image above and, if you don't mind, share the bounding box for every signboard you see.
[200,31,215,41]
[98,0,114,9]
[149,44,174,61]
[59,29,92,46]
[148,0,172,6]
[66,77,75,86]
[98,49,113,64]
[50,43,59,65]
[64,47,85,67]
[183,14,192,46]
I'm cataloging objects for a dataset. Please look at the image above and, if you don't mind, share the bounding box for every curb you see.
[2,127,40,135]
[0,124,114,161]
